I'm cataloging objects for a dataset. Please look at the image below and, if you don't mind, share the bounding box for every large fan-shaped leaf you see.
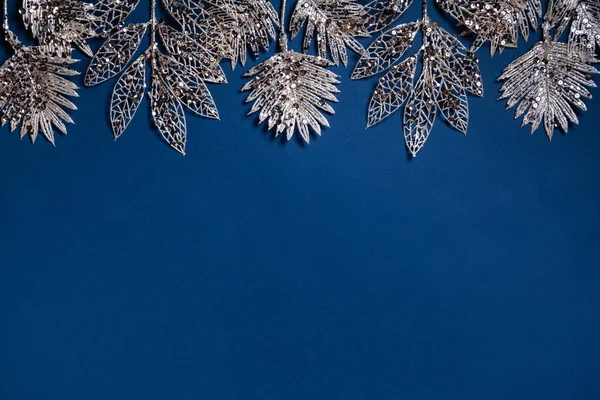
[499,40,599,139]
[242,50,340,143]
[0,46,79,145]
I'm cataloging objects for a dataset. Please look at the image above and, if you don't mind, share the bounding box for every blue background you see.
[1,1,599,399]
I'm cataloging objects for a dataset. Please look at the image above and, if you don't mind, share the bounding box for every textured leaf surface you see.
[499,40,599,139]
[242,50,340,143]
[289,0,370,66]
[85,23,147,86]
[110,52,147,138]
[365,0,415,32]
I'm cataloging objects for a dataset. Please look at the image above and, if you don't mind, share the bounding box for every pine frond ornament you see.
[499,2,599,140]
[85,0,225,155]
[242,0,340,143]
[289,0,370,66]
[352,0,483,157]
[436,0,543,55]
[0,0,80,145]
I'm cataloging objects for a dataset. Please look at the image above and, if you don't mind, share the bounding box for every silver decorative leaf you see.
[436,0,542,55]
[355,21,482,155]
[154,52,220,119]
[150,66,188,155]
[0,46,79,145]
[22,0,97,45]
[289,0,370,66]
[367,55,417,127]
[204,0,279,67]
[110,52,147,138]
[90,0,141,37]
[157,23,226,84]
[242,50,340,143]
[365,0,415,32]
[85,23,148,86]
[499,40,599,139]
[547,0,600,61]
[404,64,437,156]
[351,20,420,79]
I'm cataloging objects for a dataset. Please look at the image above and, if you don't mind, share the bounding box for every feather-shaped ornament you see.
[0,1,79,145]
[242,0,340,144]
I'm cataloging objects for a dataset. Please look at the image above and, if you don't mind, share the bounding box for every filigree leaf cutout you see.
[365,0,415,32]
[110,52,147,138]
[85,23,148,86]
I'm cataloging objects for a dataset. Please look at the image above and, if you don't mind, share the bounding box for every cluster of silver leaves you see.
[436,0,543,55]
[353,19,483,156]
[85,20,225,155]
[499,0,600,139]
[242,50,340,143]
[0,0,137,145]
[289,0,370,66]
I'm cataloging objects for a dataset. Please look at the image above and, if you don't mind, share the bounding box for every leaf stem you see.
[2,0,19,49]
[279,0,288,51]
[422,0,428,21]
[150,0,157,47]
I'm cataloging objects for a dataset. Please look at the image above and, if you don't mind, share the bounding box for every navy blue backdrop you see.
[1,1,599,399]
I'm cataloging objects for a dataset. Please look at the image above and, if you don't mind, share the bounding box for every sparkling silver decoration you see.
[170,0,279,69]
[500,40,598,140]
[498,0,599,139]
[352,0,483,157]
[85,0,225,155]
[436,0,543,55]
[546,0,600,62]
[242,0,340,143]
[289,0,370,66]
[366,0,415,32]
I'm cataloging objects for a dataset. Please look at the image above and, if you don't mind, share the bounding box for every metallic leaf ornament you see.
[366,0,416,32]
[242,0,340,143]
[499,40,598,139]
[546,0,600,62]
[499,0,599,139]
[199,0,279,68]
[436,0,543,55]
[0,45,79,145]
[85,0,224,154]
[352,0,483,157]
[289,0,370,66]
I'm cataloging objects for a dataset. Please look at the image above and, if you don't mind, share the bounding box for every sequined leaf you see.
[90,0,141,37]
[242,51,340,143]
[499,40,599,139]
[157,23,226,84]
[351,20,420,79]
[289,0,370,66]
[367,55,417,127]
[150,68,188,155]
[0,46,79,145]
[404,64,437,156]
[85,23,148,86]
[110,52,147,138]
[365,0,415,32]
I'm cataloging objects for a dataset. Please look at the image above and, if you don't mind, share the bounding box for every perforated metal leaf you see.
[150,65,188,155]
[0,46,79,145]
[110,52,147,138]
[499,40,599,139]
[367,55,417,127]
[90,0,141,37]
[404,64,437,156]
[365,0,415,32]
[351,20,420,79]
[85,23,148,86]
[289,0,370,66]
[242,51,340,143]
